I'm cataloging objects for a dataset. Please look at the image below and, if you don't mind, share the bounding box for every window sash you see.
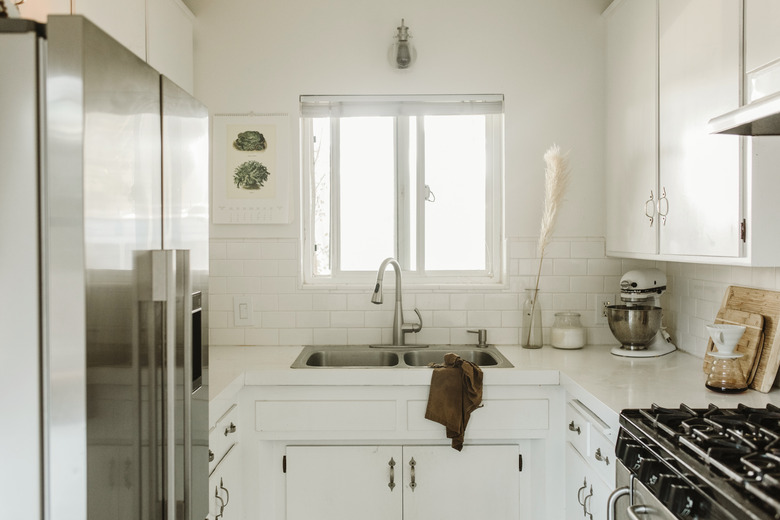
[301,97,504,287]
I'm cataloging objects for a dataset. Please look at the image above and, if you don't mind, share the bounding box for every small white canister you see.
[551,312,586,349]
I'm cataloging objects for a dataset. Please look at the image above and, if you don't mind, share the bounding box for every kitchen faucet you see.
[370,257,422,346]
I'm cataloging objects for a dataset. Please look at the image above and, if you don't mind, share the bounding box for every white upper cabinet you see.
[73,0,147,60]
[658,0,742,258]
[605,0,658,257]
[19,0,194,93]
[745,0,780,101]
[147,0,195,93]
[606,0,780,266]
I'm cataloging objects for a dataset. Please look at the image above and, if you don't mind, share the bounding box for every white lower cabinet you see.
[209,446,242,520]
[565,444,612,520]
[286,444,525,520]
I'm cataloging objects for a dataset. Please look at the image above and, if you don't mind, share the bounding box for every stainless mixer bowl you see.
[606,305,662,349]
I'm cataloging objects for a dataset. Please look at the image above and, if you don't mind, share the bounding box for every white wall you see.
[189,0,614,347]
[190,0,607,241]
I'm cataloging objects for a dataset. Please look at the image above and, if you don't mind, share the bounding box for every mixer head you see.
[619,268,667,303]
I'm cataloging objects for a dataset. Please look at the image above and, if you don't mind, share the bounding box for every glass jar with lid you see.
[550,312,586,350]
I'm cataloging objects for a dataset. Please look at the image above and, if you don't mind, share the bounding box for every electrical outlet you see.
[233,296,254,326]
[594,294,616,325]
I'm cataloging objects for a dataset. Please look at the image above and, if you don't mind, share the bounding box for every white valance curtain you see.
[299,94,504,118]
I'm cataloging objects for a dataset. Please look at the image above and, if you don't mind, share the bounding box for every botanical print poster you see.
[212,114,290,224]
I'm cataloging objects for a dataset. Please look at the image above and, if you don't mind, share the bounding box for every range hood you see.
[708,90,780,135]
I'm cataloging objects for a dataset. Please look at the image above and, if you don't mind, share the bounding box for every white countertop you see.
[208,344,780,419]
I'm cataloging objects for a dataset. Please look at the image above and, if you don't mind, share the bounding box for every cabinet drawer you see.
[255,400,397,433]
[588,426,616,486]
[210,403,239,474]
[565,403,588,457]
[407,398,549,433]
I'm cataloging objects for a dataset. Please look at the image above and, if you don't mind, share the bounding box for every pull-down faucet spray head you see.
[371,280,383,304]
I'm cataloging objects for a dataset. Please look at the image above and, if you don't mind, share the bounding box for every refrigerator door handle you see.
[150,249,192,520]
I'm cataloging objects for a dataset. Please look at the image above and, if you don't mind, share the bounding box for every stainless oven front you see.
[610,460,678,520]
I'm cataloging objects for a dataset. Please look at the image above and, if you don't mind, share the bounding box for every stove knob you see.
[637,458,662,486]
[660,479,698,518]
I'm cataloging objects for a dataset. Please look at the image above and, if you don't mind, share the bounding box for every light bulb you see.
[389,19,416,69]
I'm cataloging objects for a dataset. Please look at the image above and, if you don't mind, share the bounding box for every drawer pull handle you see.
[568,421,581,435]
[577,477,587,506]
[220,477,230,507]
[409,457,417,491]
[224,422,236,436]
[583,485,594,519]
[388,457,396,491]
[595,448,610,465]
[208,449,215,462]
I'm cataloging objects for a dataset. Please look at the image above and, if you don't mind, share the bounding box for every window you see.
[301,94,504,285]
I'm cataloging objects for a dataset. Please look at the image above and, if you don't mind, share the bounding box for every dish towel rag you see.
[424,352,483,451]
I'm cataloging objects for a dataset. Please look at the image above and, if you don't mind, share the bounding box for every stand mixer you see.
[607,268,677,357]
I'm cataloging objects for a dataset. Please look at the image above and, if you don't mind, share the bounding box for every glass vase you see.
[522,288,542,349]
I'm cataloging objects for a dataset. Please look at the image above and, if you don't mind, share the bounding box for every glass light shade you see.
[389,19,416,69]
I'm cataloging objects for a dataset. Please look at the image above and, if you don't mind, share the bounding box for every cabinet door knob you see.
[568,421,581,435]
[594,447,610,465]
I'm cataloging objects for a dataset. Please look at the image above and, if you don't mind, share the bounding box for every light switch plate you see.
[233,295,254,326]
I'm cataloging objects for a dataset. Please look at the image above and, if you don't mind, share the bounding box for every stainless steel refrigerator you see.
[0,15,209,520]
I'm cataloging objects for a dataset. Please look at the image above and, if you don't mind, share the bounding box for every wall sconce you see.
[389,19,416,69]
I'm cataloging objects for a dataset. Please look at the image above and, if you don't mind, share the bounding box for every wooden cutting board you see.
[707,286,780,393]
[702,308,764,385]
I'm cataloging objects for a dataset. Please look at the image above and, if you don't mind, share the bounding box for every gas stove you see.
[616,403,780,519]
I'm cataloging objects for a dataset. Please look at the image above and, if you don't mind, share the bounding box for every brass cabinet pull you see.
[577,477,588,506]
[644,190,655,226]
[657,186,669,225]
[595,447,610,465]
[583,485,594,519]
[388,457,396,491]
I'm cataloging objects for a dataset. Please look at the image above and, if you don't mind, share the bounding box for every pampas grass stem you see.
[525,144,570,346]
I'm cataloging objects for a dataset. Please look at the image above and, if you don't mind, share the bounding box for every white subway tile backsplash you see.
[467,310,503,328]
[484,293,519,310]
[330,311,365,328]
[571,240,605,259]
[451,294,484,310]
[553,258,587,276]
[208,236,630,348]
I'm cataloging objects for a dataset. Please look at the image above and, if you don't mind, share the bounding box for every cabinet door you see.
[286,446,402,520]
[565,444,613,520]
[402,445,523,520]
[658,0,742,257]
[72,0,147,60]
[209,448,242,520]
[746,0,780,75]
[147,0,195,93]
[605,0,659,257]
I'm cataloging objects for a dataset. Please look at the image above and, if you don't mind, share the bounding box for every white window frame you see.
[300,94,505,288]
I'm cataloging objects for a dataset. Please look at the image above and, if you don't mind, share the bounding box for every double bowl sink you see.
[291,344,514,369]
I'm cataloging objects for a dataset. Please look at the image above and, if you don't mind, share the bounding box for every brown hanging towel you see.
[424,352,483,451]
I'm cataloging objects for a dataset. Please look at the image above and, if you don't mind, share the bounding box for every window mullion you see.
[396,116,410,269]
[416,116,426,273]
[330,117,342,276]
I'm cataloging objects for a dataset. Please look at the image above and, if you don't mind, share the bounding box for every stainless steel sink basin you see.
[302,350,399,367]
[402,349,501,367]
[291,345,513,369]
